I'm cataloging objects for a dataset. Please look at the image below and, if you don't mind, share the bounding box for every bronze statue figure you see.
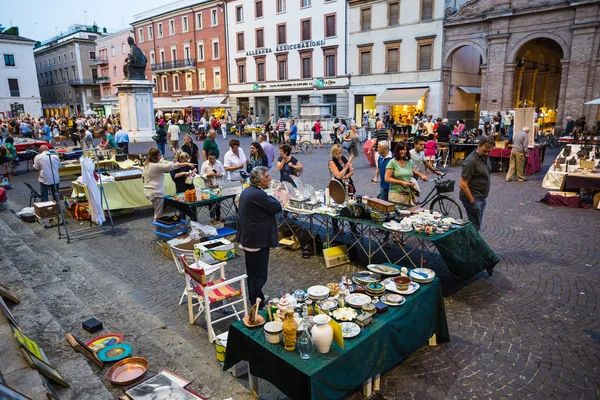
[123,37,148,80]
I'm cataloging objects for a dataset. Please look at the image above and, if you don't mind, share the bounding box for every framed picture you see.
[40,375,62,400]
[12,327,49,363]
[126,373,196,400]
[19,348,69,388]
[0,283,20,304]
[0,382,33,400]
[0,296,20,330]
[65,333,103,368]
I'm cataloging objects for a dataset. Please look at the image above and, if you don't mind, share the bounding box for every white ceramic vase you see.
[311,314,333,354]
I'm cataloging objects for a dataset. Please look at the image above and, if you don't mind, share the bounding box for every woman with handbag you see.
[328,143,357,233]
[277,144,303,186]
[312,119,323,149]
[385,141,427,206]
[342,123,360,157]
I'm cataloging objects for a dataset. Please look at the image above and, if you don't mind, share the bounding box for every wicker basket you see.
[435,180,455,193]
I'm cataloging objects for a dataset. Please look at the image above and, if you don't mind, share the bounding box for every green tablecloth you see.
[164,194,237,222]
[328,215,497,283]
[223,273,449,399]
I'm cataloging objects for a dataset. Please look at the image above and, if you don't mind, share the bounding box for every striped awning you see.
[375,87,429,105]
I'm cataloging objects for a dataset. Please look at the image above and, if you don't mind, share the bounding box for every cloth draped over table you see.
[79,156,105,225]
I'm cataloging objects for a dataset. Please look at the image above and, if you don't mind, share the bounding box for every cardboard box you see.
[36,215,63,228]
[34,201,57,218]
[194,239,235,264]
[323,245,350,268]
[279,235,301,250]
[580,160,595,168]
[215,332,248,377]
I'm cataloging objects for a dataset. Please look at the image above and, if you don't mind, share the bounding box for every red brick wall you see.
[133,3,228,97]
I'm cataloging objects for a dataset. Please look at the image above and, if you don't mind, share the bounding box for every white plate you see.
[379,295,406,306]
[345,293,372,308]
[340,322,361,338]
[332,307,358,321]
[307,285,330,298]
[409,268,435,283]
[383,221,413,232]
[367,264,401,276]
[384,280,420,295]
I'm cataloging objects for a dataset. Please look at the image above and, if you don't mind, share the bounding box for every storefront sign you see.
[246,40,327,57]
[253,79,337,91]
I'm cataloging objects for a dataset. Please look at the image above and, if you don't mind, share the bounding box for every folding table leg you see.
[362,377,373,397]
[248,366,259,397]
[373,374,381,391]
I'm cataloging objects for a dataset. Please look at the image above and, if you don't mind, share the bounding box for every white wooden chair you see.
[169,244,223,305]
[180,255,248,343]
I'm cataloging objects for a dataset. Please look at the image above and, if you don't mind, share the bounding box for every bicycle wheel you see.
[430,196,463,219]
[298,141,314,154]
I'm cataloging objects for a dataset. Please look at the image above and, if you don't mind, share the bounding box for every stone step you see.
[0,210,254,400]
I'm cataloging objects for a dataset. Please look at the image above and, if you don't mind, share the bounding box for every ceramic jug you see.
[311,314,333,354]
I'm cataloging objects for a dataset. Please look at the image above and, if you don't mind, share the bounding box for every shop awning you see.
[458,86,482,95]
[375,88,429,105]
[153,96,230,110]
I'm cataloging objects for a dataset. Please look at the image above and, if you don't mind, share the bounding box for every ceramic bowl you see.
[264,322,283,344]
[393,276,412,291]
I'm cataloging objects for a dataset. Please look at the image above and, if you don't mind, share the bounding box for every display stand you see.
[48,148,115,243]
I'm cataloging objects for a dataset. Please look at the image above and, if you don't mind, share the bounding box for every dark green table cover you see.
[164,194,236,221]
[329,216,498,283]
[223,274,449,399]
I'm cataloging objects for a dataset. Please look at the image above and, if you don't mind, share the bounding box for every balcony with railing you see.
[151,59,196,73]
[95,56,109,65]
[95,76,110,84]
[68,79,100,86]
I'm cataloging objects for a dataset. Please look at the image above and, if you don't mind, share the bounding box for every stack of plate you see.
[306,285,330,301]
[409,268,435,283]
[319,298,338,312]
[365,283,385,296]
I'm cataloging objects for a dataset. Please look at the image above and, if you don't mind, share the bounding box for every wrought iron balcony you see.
[95,57,109,65]
[151,59,196,72]
[95,76,110,83]
[68,79,100,86]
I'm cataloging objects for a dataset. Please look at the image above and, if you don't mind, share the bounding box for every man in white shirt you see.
[33,145,61,201]
[168,118,180,155]
[410,137,442,177]
[200,151,225,221]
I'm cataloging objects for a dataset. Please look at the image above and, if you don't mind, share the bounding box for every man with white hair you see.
[506,126,530,182]
[33,145,61,201]
[564,116,575,136]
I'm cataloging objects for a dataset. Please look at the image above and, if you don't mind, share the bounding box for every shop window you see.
[361,7,371,31]
[4,54,15,67]
[421,0,433,21]
[236,6,243,22]
[277,53,288,80]
[388,2,399,26]
[277,24,286,45]
[256,57,266,82]
[237,33,245,51]
[8,79,20,97]
[325,14,336,38]
[256,29,264,48]
[255,1,263,18]
[385,42,400,73]
[323,94,337,117]
[301,19,311,41]
[277,0,286,13]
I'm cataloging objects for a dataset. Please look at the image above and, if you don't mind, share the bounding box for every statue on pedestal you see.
[123,37,148,80]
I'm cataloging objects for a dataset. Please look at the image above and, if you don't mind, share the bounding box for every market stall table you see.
[223,268,449,400]
[164,191,237,225]
[13,139,54,152]
[489,145,543,175]
[60,158,118,177]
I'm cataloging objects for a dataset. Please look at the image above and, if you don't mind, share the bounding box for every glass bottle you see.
[297,315,313,360]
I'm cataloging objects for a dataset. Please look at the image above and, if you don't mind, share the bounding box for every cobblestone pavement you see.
[3,136,599,399]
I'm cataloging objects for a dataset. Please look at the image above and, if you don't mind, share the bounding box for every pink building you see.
[95,28,134,116]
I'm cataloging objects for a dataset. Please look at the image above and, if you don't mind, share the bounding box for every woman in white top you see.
[143,148,194,220]
[223,138,247,181]
[200,151,225,188]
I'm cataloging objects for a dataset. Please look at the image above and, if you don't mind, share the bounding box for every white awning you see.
[584,98,600,105]
[375,87,429,105]
[458,86,482,95]
[153,96,230,110]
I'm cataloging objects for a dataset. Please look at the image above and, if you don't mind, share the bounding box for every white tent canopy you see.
[83,109,97,116]
[584,98,600,105]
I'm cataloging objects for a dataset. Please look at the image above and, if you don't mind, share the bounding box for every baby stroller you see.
[329,132,340,145]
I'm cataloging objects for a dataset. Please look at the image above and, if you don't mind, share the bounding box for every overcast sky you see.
[2,0,169,41]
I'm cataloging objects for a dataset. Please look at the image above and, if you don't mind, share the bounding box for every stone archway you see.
[443,44,486,129]
[511,37,564,128]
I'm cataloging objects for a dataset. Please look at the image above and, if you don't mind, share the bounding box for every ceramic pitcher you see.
[311,314,333,354]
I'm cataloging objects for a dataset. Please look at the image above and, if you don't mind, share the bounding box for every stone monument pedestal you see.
[114,80,155,143]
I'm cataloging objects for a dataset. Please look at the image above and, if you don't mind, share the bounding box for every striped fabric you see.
[181,255,241,303]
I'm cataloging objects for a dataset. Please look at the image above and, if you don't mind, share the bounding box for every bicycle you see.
[296,132,314,154]
[414,173,464,219]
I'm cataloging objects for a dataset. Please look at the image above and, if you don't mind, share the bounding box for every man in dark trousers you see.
[237,166,282,306]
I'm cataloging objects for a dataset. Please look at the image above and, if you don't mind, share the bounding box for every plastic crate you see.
[208,227,237,240]
[154,228,189,242]
[152,219,187,236]
[435,180,455,194]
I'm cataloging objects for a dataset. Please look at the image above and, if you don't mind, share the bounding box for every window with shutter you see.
[325,15,336,37]
[256,29,264,48]
[387,48,399,72]
[255,1,263,18]
[361,8,371,30]
[301,56,312,79]
[238,65,245,83]
[277,24,286,45]
[421,0,433,20]
[360,51,371,74]
[389,2,399,26]
[301,19,311,41]
[237,33,244,51]
[419,44,432,70]
[257,60,266,82]
[278,60,287,80]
